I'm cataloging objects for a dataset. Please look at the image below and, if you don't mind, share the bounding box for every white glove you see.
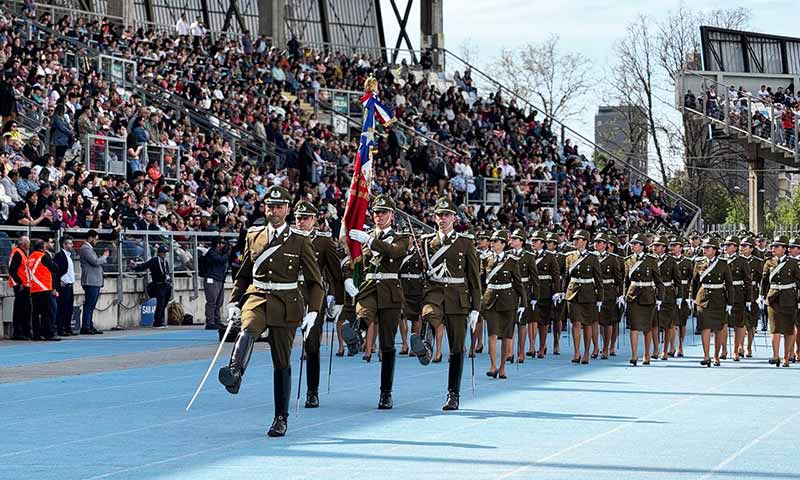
[616,296,625,308]
[725,305,732,316]
[344,278,359,298]
[326,295,335,310]
[688,299,695,310]
[530,299,538,310]
[468,310,479,332]
[227,304,241,322]
[596,301,603,312]
[349,229,371,244]
[551,293,561,304]
[757,296,765,309]
[745,302,752,311]
[517,307,526,321]
[656,300,662,311]
[329,304,343,321]
[676,298,683,307]
[302,311,318,340]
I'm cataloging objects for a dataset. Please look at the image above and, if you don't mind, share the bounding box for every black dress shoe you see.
[498,373,507,379]
[205,324,218,330]
[80,328,91,335]
[305,391,319,408]
[335,351,344,357]
[11,335,32,341]
[643,360,651,365]
[432,353,443,363]
[700,359,710,367]
[378,391,393,410]
[581,359,589,365]
[768,358,778,365]
[629,359,637,366]
[44,336,62,341]
[571,358,580,364]
[267,415,288,437]
[90,327,104,334]
[442,391,460,411]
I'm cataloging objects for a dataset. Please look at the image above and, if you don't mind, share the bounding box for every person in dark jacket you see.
[49,104,74,162]
[203,238,229,329]
[131,244,172,328]
[53,236,75,336]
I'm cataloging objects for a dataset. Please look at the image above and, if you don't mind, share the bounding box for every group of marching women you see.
[216,187,798,438]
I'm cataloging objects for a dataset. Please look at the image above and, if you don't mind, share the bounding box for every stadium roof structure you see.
[701,25,800,75]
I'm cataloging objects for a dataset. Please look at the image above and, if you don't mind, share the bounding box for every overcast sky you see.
[379,0,796,178]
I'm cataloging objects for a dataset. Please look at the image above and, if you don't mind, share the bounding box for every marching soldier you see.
[691,237,733,367]
[509,229,539,363]
[293,201,345,408]
[617,231,631,258]
[546,232,566,355]
[339,248,361,357]
[470,230,492,356]
[721,236,752,362]
[419,197,481,410]
[563,230,604,364]
[530,230,561,358]
[607,234,627,356]
[399,235,425,357]
[218,185,324,437]
[754,233,770,261]
[624,233,664,366]
[757,235,800,367]
[739,237,763,358]
[652,235,683,360]
[481,230,526,378]
[789,238,800,362]
[594,233,625,359]
[668,236,693,357]
[688,232,703,260]
[347,194,410,409]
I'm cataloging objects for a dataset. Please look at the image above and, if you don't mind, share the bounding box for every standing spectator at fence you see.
[54,235,75,336]
[79,229,108,335]
[175,13,190,36]
[131,245,173,328]
[202,238,228,330]
[50,104,74,163]
[190,16,206,39]
[9,235,31,340]
[27,238,60,341]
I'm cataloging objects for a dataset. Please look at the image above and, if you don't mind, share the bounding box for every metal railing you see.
[85,134,127,176]
[144,143,181,181]
[466,177,504,207]
[97,54,137,89]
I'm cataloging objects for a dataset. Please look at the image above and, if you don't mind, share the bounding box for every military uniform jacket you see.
[231,224,324,325]
[724,254,752,306]
[481,251,527,312]
[302,231,345,305]
[533,249,561,301]
[742,255,763,304]
[676,255,694,300]
[399,247,425,300]
[655,254,682,302]
[563,250,604,303]
[478,248,492,289]
[355,227,410,309]
[624,253,664,305]
[760,255,800,307]
[512,248,540,302]
[691,255,733,309]
[422,231,481,315]
[339,248,356,306]
[597,252,624,302]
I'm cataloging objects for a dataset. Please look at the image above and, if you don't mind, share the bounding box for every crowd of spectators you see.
[0,5,691,252]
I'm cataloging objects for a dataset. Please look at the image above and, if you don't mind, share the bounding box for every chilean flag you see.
[342,91,395,266]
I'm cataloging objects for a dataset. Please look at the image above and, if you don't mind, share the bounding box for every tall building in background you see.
[594,105,648,176]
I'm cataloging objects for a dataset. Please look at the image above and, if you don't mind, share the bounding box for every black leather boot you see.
[378,349,396,409]
[218,331,255,394]
[305,350,320,408]
[442,351,464,411]
[268,367,291,437]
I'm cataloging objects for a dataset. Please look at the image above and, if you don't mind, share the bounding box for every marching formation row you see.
[216,186,799,438]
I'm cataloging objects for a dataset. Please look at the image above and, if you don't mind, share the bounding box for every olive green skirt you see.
[485,310,515,338]
[768,305,796,335]
[627,303,655,331]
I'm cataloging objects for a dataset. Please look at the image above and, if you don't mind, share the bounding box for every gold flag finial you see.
[364,75,379,93]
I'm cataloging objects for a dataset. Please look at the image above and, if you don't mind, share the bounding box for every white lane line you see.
[494,368,760,480]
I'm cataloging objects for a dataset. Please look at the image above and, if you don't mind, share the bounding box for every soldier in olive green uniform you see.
[691,237,734,367]
[757,235,800,367]
[688,232,703,261]
[418,198,482,409]
[481,230,527,379]
[624,234,664,366]
[509,229,539,363]
[530,231,561,358]
[564,230,604,364]
[668,237,693,357]
[293,201,345,408]
[347,195,410,409]
[607,234,627,356]
[594,233,625,359]
[399,238,425,356]
[652,235,683,360]
[338,250,359,356]
[754,233,771,261]
[470,230,492,356]
[546,232,567,354]
[218,186,324,437]
[721,236,753,362]
[789,238,800,362]
[739,237,763,357]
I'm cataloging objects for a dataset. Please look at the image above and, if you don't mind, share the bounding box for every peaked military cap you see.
[572,229,590,241]
[477,230,491,240]
[722,235,740,246]
[433,196,458,215]
[652,235,669,246]
[294,200,318,217]
[491,229,509,242]
[630,233,648,245]
[510,228,527,241]
[545,232,559,243]
[592,232,608,243]
[702,237,720,249]
[790,237,800,248]
[371,194,395,212]
[772,235,789,247]
[739,236,755,247]
[265,185,292,205]
[530,230,546,241]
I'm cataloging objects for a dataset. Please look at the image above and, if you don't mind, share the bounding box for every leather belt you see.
[488,283,512,290]
[366,273,399,280]
[430,276,465,284]
[253,280,298,291]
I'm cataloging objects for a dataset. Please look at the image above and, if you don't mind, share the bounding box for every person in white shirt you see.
[54,236,76,336]
[190,17,206,37]
[175,13,190,36]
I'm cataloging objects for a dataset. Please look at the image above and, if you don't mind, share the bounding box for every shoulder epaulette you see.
[421,233,435,239]
[480,251,492,260]
[508,254,520,261]
[609,252,620,258]
[315,231,332,238]
[247,226,265,233]
[458,232,474,240]
[290,227,310,237]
